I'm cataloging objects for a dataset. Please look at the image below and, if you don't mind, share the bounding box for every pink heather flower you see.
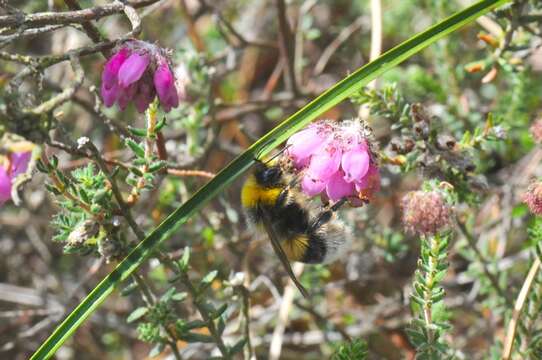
[0,150,32,205]
[102,48,129,89]
[286,119,379,204]
[100,40,181,113]
[523,181,542,216]
[326,170,354,201]
[154,63,179,112]
[342,144,370,183]
[287,126,329,167]
[402,190,452,235]
[118,52,150,87]
[530,119,542,144]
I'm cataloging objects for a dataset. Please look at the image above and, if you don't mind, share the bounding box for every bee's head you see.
[253,161,283,187]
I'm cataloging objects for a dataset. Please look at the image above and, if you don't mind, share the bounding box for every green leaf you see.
[171,292,188,302]
[213,304,228,319]
[160,287,176,302]
[125,139,146,158]
[182,319,208,331]
[127,126,148,137]
[148,161,167,173]
[229,338,246,355]
[30,1,512,358]
[148,343,165,357]
[120,282,138,296]
[178,247,190,272]
[201,270,218,286]
[126,307,148,323]
[155,117,167,132]
[179,332,215,343]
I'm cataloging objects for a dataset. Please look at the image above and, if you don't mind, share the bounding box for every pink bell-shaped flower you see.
[0,167,11,204]
[326,170,355,201]
[301,175,326,197]
[286,126,328,167]
[0,146,32,206]
[118,52,150,88]
[285,119,380,205]
[100,41,183,113]
[153,63,179,113]
[102,47,129,90]
[341,144,370,183]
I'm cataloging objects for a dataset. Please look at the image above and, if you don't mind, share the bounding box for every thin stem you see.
[502,257,541,360]
[275,0,299,95]
[456,220,513,306]
[0,0,159,28]
[269,262,304,360]
[176,265,231,359]
[423,235,437,345]
[85,141,146,240]
[62,0,110,57]
[127,104,158,205]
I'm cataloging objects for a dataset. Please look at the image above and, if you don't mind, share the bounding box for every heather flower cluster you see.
[101,40,182,113]
[401,190,452,236]
[523,180,542,216]
[0,142,33,205]
[286,119,380,204]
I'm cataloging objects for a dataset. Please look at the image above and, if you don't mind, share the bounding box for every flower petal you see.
[306,146,342,182]
[10,152,31,177]
[341,144,369,183]
[102,48,129,89]
[134,81,155,113]
[286,127,328,168]
[301,174,326,196]
[117,83,137,111]
[118,52,150,88]
[326,170,354,201]
[154,63,179,112]
[0,166,11,204]
[355,165,380,196]
[101,82,120,107]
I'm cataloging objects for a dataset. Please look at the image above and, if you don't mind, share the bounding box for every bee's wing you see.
[261,213,309,298]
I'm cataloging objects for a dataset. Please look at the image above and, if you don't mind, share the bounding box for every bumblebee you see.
[241,158,348,297]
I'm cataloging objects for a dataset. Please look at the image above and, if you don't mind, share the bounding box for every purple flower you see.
[101,82,119,107]
[341,144,369,183]
[134,81,156,113]
[102,48,129,90]
[118,52,150,88]
[100,40,182,113]
[286,126,328,167]
[326,170,354,201]
[301,175,326,196]
[286,119,379,205]
[0,167,11,204]
[153,63,179,113]
[0,150,32,206]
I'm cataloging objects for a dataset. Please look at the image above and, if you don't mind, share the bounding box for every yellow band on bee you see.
[241,175,282,208]
[282,234,309,262]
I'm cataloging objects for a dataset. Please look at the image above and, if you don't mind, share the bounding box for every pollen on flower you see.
[401,190,452,236]
[285,119,379,205]
[523,181,542,216]
[100,40,184,113]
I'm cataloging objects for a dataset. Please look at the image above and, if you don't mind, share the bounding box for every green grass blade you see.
[31,0,510,358]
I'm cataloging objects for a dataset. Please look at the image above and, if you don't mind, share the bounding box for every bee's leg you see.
[309,198,347,231]
[274,176,300,208]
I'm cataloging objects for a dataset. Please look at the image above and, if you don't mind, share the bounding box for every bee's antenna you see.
[261,144,292,164]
